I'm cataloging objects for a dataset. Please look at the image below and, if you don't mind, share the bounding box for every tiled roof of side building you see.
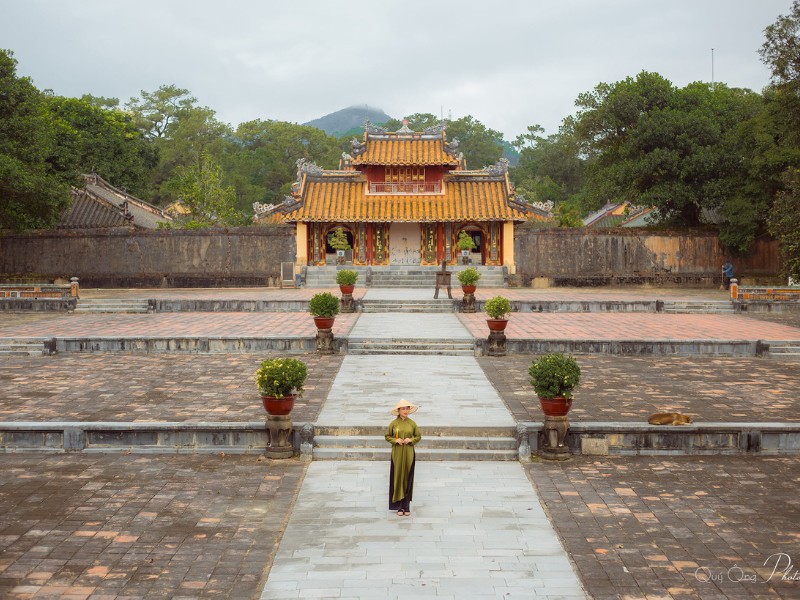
[59,191,131,228]
[84,178,170,229]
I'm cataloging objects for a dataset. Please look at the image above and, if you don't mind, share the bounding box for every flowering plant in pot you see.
[255,357,308,415]
[456,267,480,293]
[484,295,511,331]
[335,269,358,294]
[528,353,581,416]
[309,291,340,329]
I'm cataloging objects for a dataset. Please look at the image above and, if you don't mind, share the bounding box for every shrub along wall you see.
[0,226,296,287]
[513,228,782,287]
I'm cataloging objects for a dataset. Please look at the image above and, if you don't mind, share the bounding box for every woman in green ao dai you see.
[384,399,421,516]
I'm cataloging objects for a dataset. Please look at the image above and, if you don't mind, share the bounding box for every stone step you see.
[313,431,519,461]
[312,447,519,460]
[348,339,475,356]
[0,338,47,356]
[75,300,150,313]
[362,306,454,313]
[314,435,517,450]
[769,342,800,357]
[662,301,734,314]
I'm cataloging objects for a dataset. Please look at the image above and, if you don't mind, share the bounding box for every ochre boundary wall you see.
[0,226,781,288]
[513,228,781,287]
[0,226,295,288]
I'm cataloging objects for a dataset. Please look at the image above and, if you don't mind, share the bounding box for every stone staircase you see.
[75,299,150,313]
[361,299,455,313]
[304,265,506,288]
[662,300,735,314]
[348,338,475,356]
[0,338,46,356]
[768,341,800,358]
[312,426,518,461]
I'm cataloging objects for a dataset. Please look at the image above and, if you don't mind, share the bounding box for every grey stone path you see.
[263,307,585,599]
[347,312,471,340]
[260,462,585,600]
[318,354,514,427]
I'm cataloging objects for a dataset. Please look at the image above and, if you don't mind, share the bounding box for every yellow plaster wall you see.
[295,224,307,271]
[503,222,515,274]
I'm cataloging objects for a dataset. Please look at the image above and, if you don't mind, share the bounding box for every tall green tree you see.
[221,119,341,212]
[572,71,773,251]
[0,49,70,230]
[768,168,800,280]
[445,115,504,169]
[511,122,584,207]
[45,96,157,195]
[167,151,241,227]
[125,84,197,140]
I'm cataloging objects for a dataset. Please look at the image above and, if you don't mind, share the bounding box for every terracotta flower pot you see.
[339,284,355,295]
[461,285,476,294]
[486,318,508,332]
[538,396,572,417]
[313,316,335,329]
[261,394,296,416]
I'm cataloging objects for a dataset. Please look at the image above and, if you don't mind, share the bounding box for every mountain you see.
[303,105,393,137]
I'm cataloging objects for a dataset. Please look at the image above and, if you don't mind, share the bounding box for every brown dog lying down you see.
[648,412,693,425]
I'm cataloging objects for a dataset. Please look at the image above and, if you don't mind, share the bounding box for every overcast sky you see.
[1,0,791,140]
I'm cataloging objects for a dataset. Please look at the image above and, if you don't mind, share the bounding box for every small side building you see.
[60,173,172,229]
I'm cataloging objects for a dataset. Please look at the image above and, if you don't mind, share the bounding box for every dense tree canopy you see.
[761,0,800,272]
[0,49,70,230]
[3,1,800,245]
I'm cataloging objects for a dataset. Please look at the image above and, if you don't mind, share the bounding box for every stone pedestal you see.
[315,328,335,354]
[541,415,571,461]
[487,330,507,356]
[462,292,476,313]
[340,293,355,313]
[265,415,293,459]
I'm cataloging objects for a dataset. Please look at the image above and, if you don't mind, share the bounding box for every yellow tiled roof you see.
[351,138,460,166]
[285,177,527,223]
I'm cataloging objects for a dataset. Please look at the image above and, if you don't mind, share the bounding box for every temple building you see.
[257,121,547,272]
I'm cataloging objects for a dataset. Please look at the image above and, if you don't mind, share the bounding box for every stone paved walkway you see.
[1,286,799,599]
[527,455,800,600]
[0,353,341,423]
[0,453,304,599]
[318,355,514,428]
[479,354,800,423]
[261,462,585,600]
[458,312,800,342]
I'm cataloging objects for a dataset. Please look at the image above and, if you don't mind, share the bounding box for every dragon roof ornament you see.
[363,119,387,135]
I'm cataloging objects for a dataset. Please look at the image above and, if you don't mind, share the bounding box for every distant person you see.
[385,399,421,517]
[723,262,734,290]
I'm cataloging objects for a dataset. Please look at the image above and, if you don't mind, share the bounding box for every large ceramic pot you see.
[261,394,296,416]
[461,285,476,294]
[339,284,355,295]
[486,318,508,332]
[538,396,572,417]
[313,316,335,329]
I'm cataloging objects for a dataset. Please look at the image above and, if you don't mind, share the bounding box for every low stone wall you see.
[514,228,781,287]
[0,226,295,287]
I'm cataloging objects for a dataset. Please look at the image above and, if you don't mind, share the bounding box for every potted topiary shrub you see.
[528,353,581,416]
[456,231,477,264]
[484,295,511,331]
[456,267,481,294]
[335,269,358,295]
[309,291,340,329]
[255,357,308,415]
[328,227,351,264]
